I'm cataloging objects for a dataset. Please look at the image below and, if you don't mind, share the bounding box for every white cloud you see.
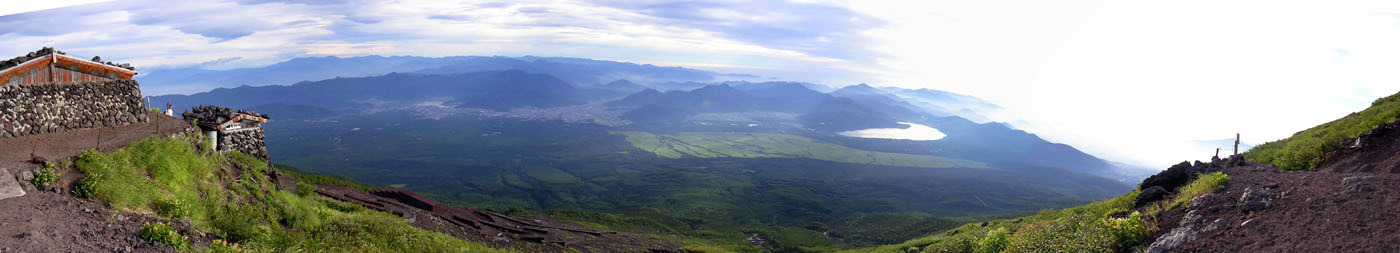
[845,0,1400,168]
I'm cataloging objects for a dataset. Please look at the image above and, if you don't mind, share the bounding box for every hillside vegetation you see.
[1246,91,1400,170]
[853,172,1229,253]
[615,131,987,169]
[73,133,512,252]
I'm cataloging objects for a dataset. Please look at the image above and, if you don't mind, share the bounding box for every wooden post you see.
[1233,133,1240,155]
[1215,148,1221,158]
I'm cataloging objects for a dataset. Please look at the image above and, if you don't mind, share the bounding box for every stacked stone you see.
[221,129,268,160]
[0,79,148,138]
[181,106,269,131]
[0,47,60,71]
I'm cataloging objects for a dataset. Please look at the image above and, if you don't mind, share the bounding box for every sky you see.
[3,0,1399,168]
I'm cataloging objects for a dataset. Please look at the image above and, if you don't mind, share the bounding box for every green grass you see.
[846,191,1145,253]
[275,163,377,192]
[74,133,515,252]
[614,131,987,169]
[1246,91,1400,170]
[852,171,1234,253]
[1168,172,1229,209]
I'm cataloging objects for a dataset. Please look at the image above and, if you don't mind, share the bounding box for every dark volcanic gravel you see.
[1149,164,1400,252]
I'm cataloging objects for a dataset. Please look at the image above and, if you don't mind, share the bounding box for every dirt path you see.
[1,112,193,172]
[0,191,171,252]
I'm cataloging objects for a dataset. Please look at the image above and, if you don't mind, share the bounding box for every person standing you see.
[165,104,174,117]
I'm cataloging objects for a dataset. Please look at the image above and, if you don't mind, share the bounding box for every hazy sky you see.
[3,0,1398,168]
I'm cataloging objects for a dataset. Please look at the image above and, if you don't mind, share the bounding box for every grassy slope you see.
[851,172,1229,253]
[1246,91,1400,170]
[615,131,987,169]
[74,133,514,252]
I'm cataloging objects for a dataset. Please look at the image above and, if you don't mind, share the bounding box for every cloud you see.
[842,0,1400,167]
[0,0,875,83]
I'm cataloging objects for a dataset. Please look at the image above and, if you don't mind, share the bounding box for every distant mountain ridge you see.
[150,70,592,114]
[138,55,733,95]
[147,55,1152,184]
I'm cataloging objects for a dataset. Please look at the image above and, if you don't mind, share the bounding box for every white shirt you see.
[165,108,174,116]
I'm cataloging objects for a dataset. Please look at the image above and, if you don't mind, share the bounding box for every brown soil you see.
[1318,120,1400,173]
[1145,122,1400,252]
[0,190,172,252]
[0,113,193,252]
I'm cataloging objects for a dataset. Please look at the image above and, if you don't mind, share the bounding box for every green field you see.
[616,131,987,169]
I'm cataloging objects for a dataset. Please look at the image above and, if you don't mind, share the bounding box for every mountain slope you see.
[1245,90,1400,171]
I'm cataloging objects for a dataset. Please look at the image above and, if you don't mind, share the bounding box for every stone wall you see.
[0,79,147,138]
[221,129,268,160]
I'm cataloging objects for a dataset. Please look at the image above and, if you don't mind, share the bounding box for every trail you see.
[0,112,192,251]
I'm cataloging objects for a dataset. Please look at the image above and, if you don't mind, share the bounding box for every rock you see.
[1180,210,1204,227]
[1342,176,1377,193]
[1148,226,1196,253]
[19,170,33,182]
[1188,193,1214,210]
[1203,218,1230,232]
[0,169,26,201]
[1226,154,1246,167]
[1239,187,1272,213]
[979,221,989,227]
[1136,186,1169,208]
[1141,161,1209,193]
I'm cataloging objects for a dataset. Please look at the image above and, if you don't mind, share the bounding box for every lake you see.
[837,122,947,141]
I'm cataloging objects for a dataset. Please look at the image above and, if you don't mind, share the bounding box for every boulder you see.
[1238,187,1272,213]
[1140,161,1196,192]
[1135,186,1169,208]
[1147,226,1195,253]
[0,169,26,201]
[1188,194,1214,210]
[1342,176,1377,193]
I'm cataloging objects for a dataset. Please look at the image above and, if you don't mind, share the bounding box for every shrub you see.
[33,167,58,186]
[74,174,99,198]
[208,239,243,253]
[139,222,190,250]
[296,182,316,196]
[974,227,1008,253]
[1105,212,1148,248]
[156,197,192,219]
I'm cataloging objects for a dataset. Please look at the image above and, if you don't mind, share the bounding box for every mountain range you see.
[143,55,1154,250]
